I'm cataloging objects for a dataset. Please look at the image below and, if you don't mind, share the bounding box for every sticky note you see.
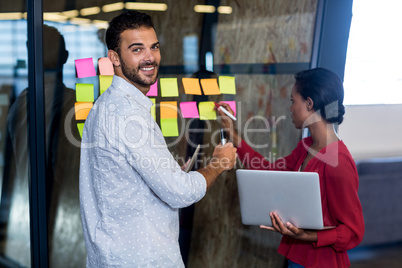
[98,57,114,75]
[77,123,85,138]
[160,101,178,119]
[76,83,94,102]
[99,75,113,95]
[75,102,93,120]
[161,118,179,137]
[182,78,202,95]
[180,102,199,118]
[150,98,156,120]
[198,102,217,120]
[221,101,237,116]
[218,76,236,94]
[160,78,179,97]
[200,79,220,95]
[75,58,96,78]
[146,81,158,96]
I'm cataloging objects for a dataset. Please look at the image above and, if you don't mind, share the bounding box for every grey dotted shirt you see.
[79,75,206,267]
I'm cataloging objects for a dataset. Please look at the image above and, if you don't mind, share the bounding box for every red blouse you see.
[236,137,364,268]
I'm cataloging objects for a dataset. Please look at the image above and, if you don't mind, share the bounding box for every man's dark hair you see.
[106,10,155,54]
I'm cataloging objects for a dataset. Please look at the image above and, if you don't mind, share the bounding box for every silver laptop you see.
[236,169,325,230]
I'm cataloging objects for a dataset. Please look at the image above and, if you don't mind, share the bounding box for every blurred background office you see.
[0,0,401,267]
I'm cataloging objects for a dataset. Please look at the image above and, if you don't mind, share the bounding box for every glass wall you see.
[0,0,319,267]
[0,0,31,266]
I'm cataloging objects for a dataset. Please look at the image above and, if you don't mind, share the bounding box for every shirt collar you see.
[111,75,153,111]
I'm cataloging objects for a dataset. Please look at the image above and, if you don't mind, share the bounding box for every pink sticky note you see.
[75,58,96,78]
[221,101,236,117]
[179,102,199,118]
[98,57,114,75]
[146,81,158,96]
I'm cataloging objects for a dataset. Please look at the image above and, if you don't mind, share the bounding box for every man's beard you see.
[120,57,158,87]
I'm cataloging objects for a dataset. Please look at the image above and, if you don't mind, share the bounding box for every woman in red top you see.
[217,68,364,268]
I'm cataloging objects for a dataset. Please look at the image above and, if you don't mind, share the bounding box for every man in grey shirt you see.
[79,10,237,267]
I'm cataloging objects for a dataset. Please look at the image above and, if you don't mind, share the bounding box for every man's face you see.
[116,27,160,92]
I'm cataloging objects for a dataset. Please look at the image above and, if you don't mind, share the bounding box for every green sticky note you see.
[218,76,236,94]
[99,75,113,95]
[77,123,85,138]
[198,102,217,120]
[150,98,156,121]
[76,83,94,102]
[161,118,179,137]
[160,78,179,97]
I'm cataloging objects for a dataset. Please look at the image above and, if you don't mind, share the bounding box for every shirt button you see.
[126,94,130,98]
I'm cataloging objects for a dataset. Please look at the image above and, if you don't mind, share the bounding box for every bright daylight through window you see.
[344,0,402,105]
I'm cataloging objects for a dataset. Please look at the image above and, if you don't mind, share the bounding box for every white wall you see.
[338,104,402,160]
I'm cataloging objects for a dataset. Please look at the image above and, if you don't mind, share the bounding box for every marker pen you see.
[220,129,227,145]
[214,102,237,121]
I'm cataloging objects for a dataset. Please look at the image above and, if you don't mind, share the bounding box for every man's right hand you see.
[197,142,237,190]
[210,142,237,171]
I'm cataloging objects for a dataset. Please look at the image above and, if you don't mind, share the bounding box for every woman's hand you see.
[215,102,242,146]
[260,212,318,242]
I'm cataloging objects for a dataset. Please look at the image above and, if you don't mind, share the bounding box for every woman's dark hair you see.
[106,10,155,55]
[294,67,345,124]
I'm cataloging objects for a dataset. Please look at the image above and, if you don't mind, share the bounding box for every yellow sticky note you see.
[198,102,217,120]
[150,98,156,121]
[160,101,178,119]
[77,123,85,138]
[99,75,113,95]
[75,102,93,120]
[218,76,236,94]
[160,78,179,97]
[200,79,221,95]
[161,118,179,137]
[182,78,202,95]
[76,83,94,102]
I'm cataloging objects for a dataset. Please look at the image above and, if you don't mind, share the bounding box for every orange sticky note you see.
[160,101,178,119]
[75,102,93,120]
[200,78,221,95]
[182,78,202,95]
[98,57,114,75]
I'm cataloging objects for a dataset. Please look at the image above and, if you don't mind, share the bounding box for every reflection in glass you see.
[0,11,30,268]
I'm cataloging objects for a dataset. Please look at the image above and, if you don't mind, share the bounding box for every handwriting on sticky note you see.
[161,118,179,137]
[182,78,202,95]
[219,76,236,94]
[98,57,114,75]
[160,101,178,119]
[75,102,93,120]
[146,81,158,96]
[75,58,96,78]
[99,76,113,95]
[198,102,217,120]
[160,78,179,97]
[180,102,199,118]
[76,83,94,102]
[200,79,221,95]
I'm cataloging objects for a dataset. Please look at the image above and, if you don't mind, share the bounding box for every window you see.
[344,0,402,105]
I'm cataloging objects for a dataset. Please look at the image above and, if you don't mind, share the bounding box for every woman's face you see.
[290,85,313,129]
